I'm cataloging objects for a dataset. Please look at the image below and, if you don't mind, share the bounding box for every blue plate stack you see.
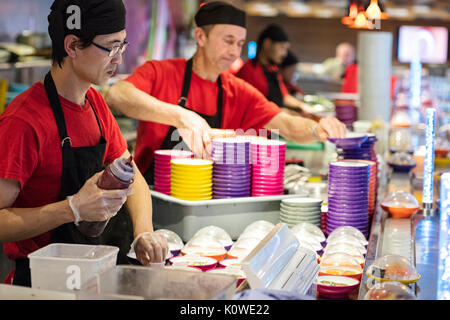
[211,138,252,199]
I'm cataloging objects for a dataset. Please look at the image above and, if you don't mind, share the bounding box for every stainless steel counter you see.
[357,172,441,300]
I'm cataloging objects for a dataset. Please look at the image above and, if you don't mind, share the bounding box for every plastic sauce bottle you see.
[77,156,136,237]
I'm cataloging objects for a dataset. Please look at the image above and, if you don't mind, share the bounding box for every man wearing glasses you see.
[0,0,167,287]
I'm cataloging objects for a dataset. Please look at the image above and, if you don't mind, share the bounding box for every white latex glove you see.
[131,232,169,266]
[69,171,134,224]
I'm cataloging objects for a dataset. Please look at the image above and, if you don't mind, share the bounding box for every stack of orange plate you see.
[170,158,213,201]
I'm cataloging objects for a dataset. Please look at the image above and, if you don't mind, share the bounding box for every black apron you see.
[254,59,284,109]
[13,72,107,287]
[143,58,223,185]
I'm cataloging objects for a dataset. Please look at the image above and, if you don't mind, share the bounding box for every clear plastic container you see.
[181,234,227,261]
[81,265,236,300]
[325,233,367,255]
[364,281,416,300]
[155,229,184,253]
[193,226,233,249]
[319,252,363,279]
[381,190,420,219]
[169,254,218,271]
[227,237,261,259]
[322,243,365,266]
[366,254,420,284]
[28,243,119,292]
[294,234,323,252]
[291,222,326,243]
[327,226,368,246]
[242,220,275,235]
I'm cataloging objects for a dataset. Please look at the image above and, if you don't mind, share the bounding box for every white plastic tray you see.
[150,190,303,242]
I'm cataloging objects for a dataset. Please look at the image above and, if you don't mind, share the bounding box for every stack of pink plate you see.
[153,150,194,195]
[251,140,286,197]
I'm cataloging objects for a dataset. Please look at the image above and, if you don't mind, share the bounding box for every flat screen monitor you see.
[398,25,448,64]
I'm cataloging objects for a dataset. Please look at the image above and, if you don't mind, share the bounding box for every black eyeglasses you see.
[92,41,129,57]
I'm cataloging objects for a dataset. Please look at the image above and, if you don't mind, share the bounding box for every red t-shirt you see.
[0,82,127,262]
[124,58,282,174]
[235,59,288,99]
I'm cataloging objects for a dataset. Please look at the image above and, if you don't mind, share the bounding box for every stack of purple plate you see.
[334,99,358,130]
[251,140,286,197]
[154,150,194,195]
[212,138,251,199]
[327,161,370,238]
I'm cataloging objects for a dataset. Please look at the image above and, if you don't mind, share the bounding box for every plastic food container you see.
[364,281,416,300]
[316,275,360,299]
[169,254,218,272]
[240,220,275,239]
[326,226,368,246]
[387,152,416,172]
[0,284,76,300]
[155,229,184,256]
[319,253,363,280]
[181,235,227,261]
[207,267,247,287]
[227,237,261,259]
[219,258,242,269]
[325,234,367,255]
[366,255,420,284]
[28,243,118,292]
[291,222,326,243]
[322,244,366,268]
[380,190,420,219]
[193,226,233,250]
[82,265,236,300]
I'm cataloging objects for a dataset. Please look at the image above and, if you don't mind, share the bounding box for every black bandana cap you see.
[48,0,126,45]
[195,1,246,28]
[258,24,289,44]
[280,50,299,68]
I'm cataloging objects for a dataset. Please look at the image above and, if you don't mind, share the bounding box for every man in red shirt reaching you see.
[0,0,168,287]
[106,1,345,185]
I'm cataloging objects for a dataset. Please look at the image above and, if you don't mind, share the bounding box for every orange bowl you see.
[380,204,419,219]
[319,270,362,281]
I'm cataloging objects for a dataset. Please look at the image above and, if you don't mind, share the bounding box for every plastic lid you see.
[242,221,275,236]
[294,235,323,252]
[366,255,420,284]
[193,226,233,247]
[155,229,184,251]
[325,234,367,255]
[322,244,365,265]
[291,222,326,243]
[319,253,363,276]
[364,281,416,300]
[183,234,227,257]
[327,226,368,246]
[381,190,419,210]
[228,237,261,259]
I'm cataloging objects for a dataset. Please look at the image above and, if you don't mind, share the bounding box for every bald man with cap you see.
[106,1,346,186]
[0,0,168,287]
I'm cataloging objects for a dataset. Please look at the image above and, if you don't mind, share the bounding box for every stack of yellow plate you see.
[170,158,213,201]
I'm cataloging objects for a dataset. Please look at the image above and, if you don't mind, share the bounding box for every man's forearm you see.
[0,200,74,243]
[106,81,185,127]
[125,170,154,239]
[265,112,317,144]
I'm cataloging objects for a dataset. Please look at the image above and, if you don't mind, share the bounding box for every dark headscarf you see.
[195,1,246,28]
[48,0,126,65]
[280,50,299,68]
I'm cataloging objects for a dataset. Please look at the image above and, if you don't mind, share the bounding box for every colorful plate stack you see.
[280,198,323,228]
[211,138,252,199]
[334,99,358,130]
[342,159,377,216]
[154,150,194,195]
[170,158,213,201]
[327,161,370,238]
[251,140,286,197]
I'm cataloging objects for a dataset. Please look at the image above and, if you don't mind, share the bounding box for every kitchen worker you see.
[0,0,168,287]
[235,24,313,114]
[106,1,346,186]
[280,50,305,98]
